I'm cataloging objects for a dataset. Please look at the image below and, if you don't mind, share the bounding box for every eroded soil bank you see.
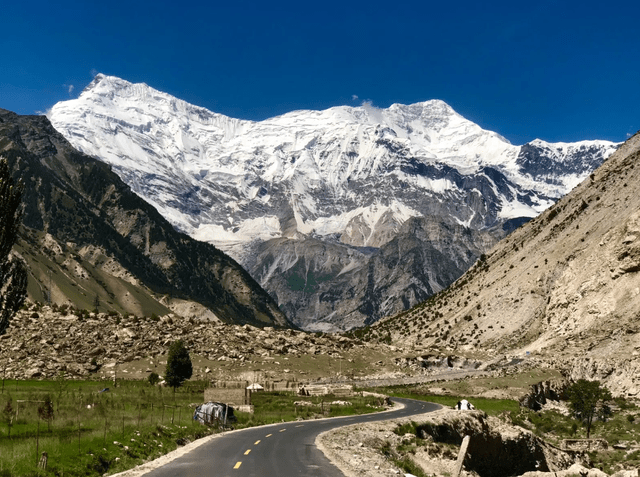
[317,408,598,477]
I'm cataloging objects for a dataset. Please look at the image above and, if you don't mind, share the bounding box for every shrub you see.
[165,341,192,390]
[148,372,160,386]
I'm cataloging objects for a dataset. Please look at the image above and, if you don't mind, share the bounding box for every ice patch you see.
[307,200,421,238]
[192,216,282,244]
[498,197,552,220]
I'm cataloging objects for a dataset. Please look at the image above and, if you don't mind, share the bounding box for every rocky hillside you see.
[48,75,617,330]
[0,304,364,381]
[372,131,640,396]
[0,108,289,328]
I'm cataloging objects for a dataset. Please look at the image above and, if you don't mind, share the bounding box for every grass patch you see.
[392,456,430,477]
[0,378,210,476]
[235,391,384,428]
[379,384,519,416]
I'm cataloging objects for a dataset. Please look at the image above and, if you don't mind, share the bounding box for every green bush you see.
[148,372,160,386]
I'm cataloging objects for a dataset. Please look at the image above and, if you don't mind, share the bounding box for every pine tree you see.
[165,340,193,390]
[0,158,27,336]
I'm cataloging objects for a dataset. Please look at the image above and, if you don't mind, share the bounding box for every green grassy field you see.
[0,379,384,477]
[0,378,211,476]
[236,390,385,428]
[379,384,521,415]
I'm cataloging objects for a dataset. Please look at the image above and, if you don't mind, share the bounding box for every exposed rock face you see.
[564,358,640,398]
[250,216,502,330]
[415,411,578,476]
[0,108,289,328]
[377,131,640,394]
[519,381,564,411]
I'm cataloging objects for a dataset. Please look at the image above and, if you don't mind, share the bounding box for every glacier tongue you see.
[48,74,619,330]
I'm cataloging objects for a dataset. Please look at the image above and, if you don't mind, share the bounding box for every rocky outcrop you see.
[563,357,640,398]
[317,408,588,477]
[414,410,582,477]
[519,380,565,410]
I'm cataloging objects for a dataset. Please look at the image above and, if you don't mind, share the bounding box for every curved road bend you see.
[144,398,440,477]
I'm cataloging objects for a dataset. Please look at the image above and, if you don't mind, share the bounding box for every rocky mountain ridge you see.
[0,108,289,328]
[48,74,618,330]
[373,130,640,397]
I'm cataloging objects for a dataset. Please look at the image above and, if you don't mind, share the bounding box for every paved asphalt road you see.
[143,397,440,477]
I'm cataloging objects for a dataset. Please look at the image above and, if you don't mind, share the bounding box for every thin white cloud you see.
[68,85,74,95]
[351,94,358,101]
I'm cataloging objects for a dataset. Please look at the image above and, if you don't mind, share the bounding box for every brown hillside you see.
[376,131,640,395]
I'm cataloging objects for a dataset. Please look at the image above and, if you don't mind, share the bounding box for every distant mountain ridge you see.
[48,75,618,330]
[0,108,289,328]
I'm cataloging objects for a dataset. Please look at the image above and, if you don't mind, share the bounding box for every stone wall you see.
[561,439,608,452]
[203,388,249,406]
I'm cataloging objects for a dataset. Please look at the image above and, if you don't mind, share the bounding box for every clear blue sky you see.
[1,0,639,144]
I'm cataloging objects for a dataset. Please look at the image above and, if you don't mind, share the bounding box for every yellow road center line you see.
[244,449,251,455]
[279,429,286,432]
[265,433,272,438]
[254,440,261,445]
[234,462,242,469]
[295,424,304,428]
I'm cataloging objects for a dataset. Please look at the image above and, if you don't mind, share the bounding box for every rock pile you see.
[0,304,363,380]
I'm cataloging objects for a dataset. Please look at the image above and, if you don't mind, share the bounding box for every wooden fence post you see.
[36,419,40,466]
[454,435,471,477]
[38,452,48,470]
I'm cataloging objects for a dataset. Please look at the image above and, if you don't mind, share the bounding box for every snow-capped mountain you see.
[48,74,618,330]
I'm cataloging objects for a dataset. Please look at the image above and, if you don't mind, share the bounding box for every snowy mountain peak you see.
[49,75,619,330]
[49,75,618,246]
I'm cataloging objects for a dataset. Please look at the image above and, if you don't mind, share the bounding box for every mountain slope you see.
[48,75,617,330]
[374,131,640,395]
[0,108,289,328]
